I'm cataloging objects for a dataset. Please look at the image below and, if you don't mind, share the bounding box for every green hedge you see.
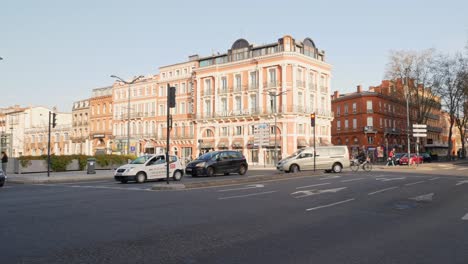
[18,154,137,172]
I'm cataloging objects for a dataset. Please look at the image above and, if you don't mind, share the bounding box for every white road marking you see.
[456,180,468,186]
[376,177,406,182]
[368,186,399,195]
[341,178,364,183]
[410,193,434,202]
[218,191,277,200]
[456,168,468,171]
[217,184,264,192]
[462,213,468,220]
[428,177,440,181]
[319,175,341,180]
[68,185,153,191]
[295,182,331,189]
[306,198,355,211]
[2,186,13,188]
[61,180,110,185]
[292,187,347,199]
[404,181,426,186]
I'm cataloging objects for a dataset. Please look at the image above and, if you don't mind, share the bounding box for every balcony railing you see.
[296,80,305,88]
[115,112,156,120]
[384,127,401,135]
[363,126,377,133]
[248,84,258,92]
[218,88,230,95]
[427,125,443,133]
[263,81,281,89]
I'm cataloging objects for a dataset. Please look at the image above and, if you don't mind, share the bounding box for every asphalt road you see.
[1,164,468,264]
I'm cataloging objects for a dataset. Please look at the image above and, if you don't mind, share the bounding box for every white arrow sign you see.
[410,193,434,202]
[462,213,468,221]
[456,180,468,186]
[413,129,427,133]
[291,187,347,198]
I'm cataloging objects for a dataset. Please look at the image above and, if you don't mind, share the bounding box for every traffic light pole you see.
[47,111,51,177]
[311,113,316,171]
[166,84,171,184]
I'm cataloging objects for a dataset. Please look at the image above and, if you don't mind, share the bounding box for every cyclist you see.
[356,148,367,164]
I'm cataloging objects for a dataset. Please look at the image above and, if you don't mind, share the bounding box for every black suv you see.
[185,151,248,177]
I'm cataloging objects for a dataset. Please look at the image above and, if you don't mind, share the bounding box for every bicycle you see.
[350,157,372,172]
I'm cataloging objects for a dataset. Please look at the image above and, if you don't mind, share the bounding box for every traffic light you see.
[310,113,316,127]
[168,86,176,108]
[52,113,57,128]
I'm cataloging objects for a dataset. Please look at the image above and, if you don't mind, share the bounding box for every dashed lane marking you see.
[218,191,277,200]
[462,213,468,221]
[296,182,331,189]
[341,178,365,183]
[368,186,399,195]
[404,181,426,186]
[306,198,355,211]
[428,177,440,181]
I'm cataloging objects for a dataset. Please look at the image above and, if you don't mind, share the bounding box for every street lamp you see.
[404,78,411,166]
[268,90,288,166]
[110,75,144,155]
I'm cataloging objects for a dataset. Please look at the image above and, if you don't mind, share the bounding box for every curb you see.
[7,176,112,184]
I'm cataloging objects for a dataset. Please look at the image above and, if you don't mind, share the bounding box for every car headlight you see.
[126,167,135,172]
[195,162,206,167]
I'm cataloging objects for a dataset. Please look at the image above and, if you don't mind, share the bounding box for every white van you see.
[276,146,350,173]
[114,154,184,183]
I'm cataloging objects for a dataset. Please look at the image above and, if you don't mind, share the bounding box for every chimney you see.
[357,85,362,93]
[333,91,339,99]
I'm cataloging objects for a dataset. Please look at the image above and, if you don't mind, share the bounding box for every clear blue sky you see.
[1,0,467,112]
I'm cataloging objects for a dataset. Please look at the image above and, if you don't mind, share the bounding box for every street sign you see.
[413,124,427,128]
[413,128,427,133]
[130,146,136,151]
[254,123,270,146]
[413,133,427,137]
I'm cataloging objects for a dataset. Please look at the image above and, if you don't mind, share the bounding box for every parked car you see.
[0,169,5,187]
[399,153,423,165]
[114,154,184,183]
[185,151,248,177]
[276,145,350,173]
[421,153,432,163]
[393,153,406,165]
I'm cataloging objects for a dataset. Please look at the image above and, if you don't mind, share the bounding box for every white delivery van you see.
[276,145,350,173]
[114,154,184,183]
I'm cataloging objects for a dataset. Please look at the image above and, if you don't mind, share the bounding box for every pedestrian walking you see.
[1,151,8,175]
[387,148,395,166]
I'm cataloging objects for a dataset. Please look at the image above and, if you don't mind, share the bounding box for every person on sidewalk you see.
[1,151,8,175]
[387,148,395,166]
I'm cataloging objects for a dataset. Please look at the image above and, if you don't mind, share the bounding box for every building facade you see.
[193,35,333,165]
[23,107,73,156]
[89,86,113,154]
[71,99,91,155]
[331,81,443,159]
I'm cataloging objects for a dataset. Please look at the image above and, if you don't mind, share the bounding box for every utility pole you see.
[166,84,176,184]
[47,111,51,177]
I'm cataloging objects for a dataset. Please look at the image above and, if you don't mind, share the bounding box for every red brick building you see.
[331,81,442,159]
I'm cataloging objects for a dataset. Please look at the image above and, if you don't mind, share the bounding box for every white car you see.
[114,154,184,183]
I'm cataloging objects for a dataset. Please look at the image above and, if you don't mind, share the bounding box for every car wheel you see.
[224,172,230,176]
[206,167,215,177]
[136,172,146,183]
[332,163,343,173]
[290,164,300,173]
[173,170,183,181]
[120,179,128,184]
[0,181,4,187]
[238,165,247,175]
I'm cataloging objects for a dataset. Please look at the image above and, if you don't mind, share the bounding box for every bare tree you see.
[454,56,468,158]
[385,49,439,124]
[433,52,467,159]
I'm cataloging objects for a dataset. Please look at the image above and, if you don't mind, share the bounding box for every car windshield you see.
[286,149,305,159]
[197,152,217,161]
[130,155,152,164]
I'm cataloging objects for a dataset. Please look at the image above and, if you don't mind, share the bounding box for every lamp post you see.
[110,75,144,154]
[268,90,287,166]
[404,78,411,166]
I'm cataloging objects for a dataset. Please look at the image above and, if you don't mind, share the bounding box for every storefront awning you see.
[232,139,244,148]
